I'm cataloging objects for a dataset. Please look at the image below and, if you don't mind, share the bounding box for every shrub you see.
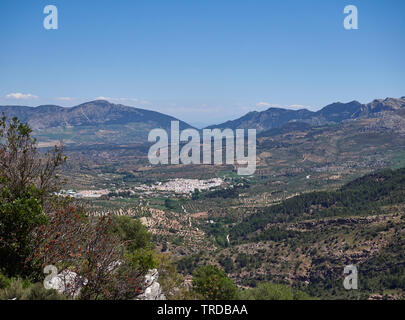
[0,279,26,300]
[0,272,12,290]
[192,265,237,300]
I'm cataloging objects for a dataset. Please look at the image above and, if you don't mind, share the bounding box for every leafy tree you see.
[0,115,65,276]
[218,256,234,273]
[156,253,184,299]
[0,194,45,276]
[192,188,200,200]
[165,198,180,211]
[176,254,200,274]
[192,265,237,300]
[109,216,152,253]
[110,216,159,273]
[0,115,65,205]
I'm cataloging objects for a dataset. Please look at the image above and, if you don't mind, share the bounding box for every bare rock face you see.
[46,270,88,298]
[45,267,165,300]
[137,269,166,300]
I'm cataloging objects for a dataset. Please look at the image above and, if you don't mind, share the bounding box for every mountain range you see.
[1,96,404,145]
[208,97,405,132]
[0,100,193,145]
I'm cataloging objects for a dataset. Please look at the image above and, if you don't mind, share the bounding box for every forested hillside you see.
[230,168,405,242]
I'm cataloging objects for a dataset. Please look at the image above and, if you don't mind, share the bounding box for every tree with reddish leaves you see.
[30,207,147,300]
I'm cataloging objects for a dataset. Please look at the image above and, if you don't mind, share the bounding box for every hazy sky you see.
[0,0,404,126]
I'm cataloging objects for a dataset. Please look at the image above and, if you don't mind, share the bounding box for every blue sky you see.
[0,0,404,126]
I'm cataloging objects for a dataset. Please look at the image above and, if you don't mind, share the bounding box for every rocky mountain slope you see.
[0,100,193,145]
[207,97,405,133]
[178,168,405,299]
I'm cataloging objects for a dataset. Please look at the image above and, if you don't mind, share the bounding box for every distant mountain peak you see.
[76,100,115,107]
[0,100,195,144]
[206,96,405,132]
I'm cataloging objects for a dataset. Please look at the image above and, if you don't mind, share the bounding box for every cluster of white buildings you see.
[55,189,109,199]
[57,178,224,199]
[134,178,224,194]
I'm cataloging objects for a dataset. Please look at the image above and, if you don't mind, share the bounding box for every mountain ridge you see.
[1,96,404,145]
[0,100,195,145]
[206,97,405,132]
[0,100,193,130]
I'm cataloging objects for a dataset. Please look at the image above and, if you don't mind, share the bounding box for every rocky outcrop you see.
[45,267,165,300]
[46,270,88,298]
[137,269,166,300]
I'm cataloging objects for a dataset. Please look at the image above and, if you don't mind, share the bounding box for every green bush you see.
[125,248,160,272]
[0,273,12,290]
[23,283,65,300]
[0,193,46,276]
[110,216,152,253]
[0,279,65,300]
[111,216,159,272]
[0,279,26,300]
[192,265,237,300]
